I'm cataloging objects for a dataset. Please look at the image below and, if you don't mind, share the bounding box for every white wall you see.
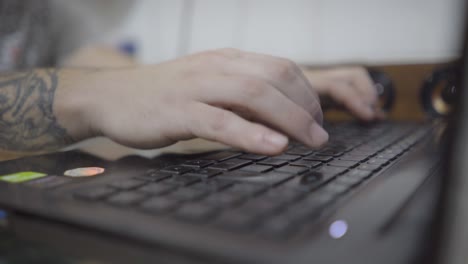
[70,0,466,65]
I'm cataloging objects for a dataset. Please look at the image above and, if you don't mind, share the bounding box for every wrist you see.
[53,69,102,142]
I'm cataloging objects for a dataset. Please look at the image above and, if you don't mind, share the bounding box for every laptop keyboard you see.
[73,122,430,239]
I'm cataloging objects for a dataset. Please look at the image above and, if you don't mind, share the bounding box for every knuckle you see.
[209,110,230,133]
[239,78,268,99]
[269,59,296,81]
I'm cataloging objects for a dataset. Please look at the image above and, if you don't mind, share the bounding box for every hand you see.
[302,66,385,121]
[67,49,328,155]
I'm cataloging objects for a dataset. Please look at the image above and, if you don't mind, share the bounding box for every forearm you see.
[0,68,95,153]
[61,45,136,68]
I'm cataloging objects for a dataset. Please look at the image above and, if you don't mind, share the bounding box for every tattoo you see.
[0,69,72,151]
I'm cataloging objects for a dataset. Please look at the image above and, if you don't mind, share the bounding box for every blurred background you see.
[52,0,466,66]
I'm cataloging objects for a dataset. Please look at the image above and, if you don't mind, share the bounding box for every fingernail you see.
[309,123,329,146]
[264,132,288,149]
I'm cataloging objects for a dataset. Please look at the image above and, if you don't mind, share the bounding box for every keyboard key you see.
[357,164,382,172]
[166,176,200,186]
[201,151,242,161]
[238,154,267,161]
[107,191,146,206]
[272,154,301,161]
[289,160,321,168]
[169,188,208,201]
[317,166,347,176]
[219,171,294,185]
[140,197,179,213]
[275,165,308,175]
[137,183,176,195]
[263,188,305,203]
[108,179,147,190]
[346,169,373,180]
[383,148,403,156]
[282,167,345,190]
[366,158,389,166]
[348,149,376,157]
[354,145,381,152]
[239,198,282,215]
[184,168,223,179]
[74,186,116,201]
[316,150,343,157]
[240,164,273,173]
[338,155,367,162]
[182,160,215,168]
[281,175,320,191]
[300,192,337,208]
[286,147,314,156]
[134,170,172,182]
[334,175,364,187]
[303,155,333,162]
[202,192,245,207]
[225,183,268,196]
[160,165,193,175]
[326,145,351,152]
[175,203,217,221]
[257,158,288,167]
[376,153,398,160]
[328,160,359,168]
[145,170,173,179]
[321,183,350,196]
[209,159,251,171]
[215,210,256,230]
[191,179,234,191]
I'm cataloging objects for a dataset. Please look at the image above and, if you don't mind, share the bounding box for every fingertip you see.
[309,122,329,147]
[264,131,288,148]
[260,131,289,155]
[357,102,377,121]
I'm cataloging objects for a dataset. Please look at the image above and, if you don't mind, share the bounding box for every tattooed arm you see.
[0,69,73,152]
[0,50,383,156]
[0,49,329,156]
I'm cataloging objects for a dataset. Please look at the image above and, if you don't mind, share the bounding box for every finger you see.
[194,75,328,148]
[218,50,323,123]
[325,82,376,121]
[375,108,387,120]
[346,68,378,104]
[329,67,378,104]
[185,102,288,155]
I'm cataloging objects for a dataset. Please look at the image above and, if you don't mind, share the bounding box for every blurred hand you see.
[302,66,385,121]
[70,49,328,155]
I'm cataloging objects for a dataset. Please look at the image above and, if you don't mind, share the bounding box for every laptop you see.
[0,19,466,264]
